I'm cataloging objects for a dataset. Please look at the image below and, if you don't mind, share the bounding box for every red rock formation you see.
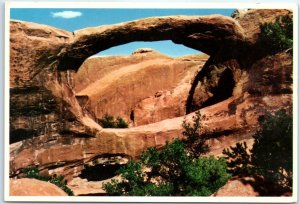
[9,13,247,144]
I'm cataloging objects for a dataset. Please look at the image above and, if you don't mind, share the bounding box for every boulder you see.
[10,178,67,196]
[213,177,259,197]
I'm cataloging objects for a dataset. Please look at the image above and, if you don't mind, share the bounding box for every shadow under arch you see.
[185,55,236,114]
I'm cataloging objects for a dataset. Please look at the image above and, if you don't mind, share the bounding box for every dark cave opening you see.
[201,68,235,109]
[79,163,124,181]
[10,128,37,144]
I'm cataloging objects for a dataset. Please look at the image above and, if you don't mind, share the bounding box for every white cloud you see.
[51,11,82,19]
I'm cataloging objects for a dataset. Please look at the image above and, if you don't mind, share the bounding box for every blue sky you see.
[11,8,235,56]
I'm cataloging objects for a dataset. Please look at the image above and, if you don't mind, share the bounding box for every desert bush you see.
[21,166,74,196]
[259,15,293,53]
[103,111,230,196]
[116,116,129,128]
[97,114,128,128]
[223,109,293,192]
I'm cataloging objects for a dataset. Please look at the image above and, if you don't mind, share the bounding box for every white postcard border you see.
[4,2,299,203]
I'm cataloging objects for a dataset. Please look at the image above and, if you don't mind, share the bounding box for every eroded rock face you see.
[9,9,293,192]
[10,178,67,196]
[10,20,72,88]
[247,52,293,95]
[10,20,102,144]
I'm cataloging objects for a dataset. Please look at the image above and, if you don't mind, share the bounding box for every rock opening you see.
[201,68,235,108]
[79,163,124,181]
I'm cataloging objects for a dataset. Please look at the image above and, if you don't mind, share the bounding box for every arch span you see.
[57,15,245,71]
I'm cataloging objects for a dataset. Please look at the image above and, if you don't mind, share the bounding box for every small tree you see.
[223,109,293,193]
[97,114,128,128]
[259,15,293,53]
[182,111,209,157]
[103,111,230,196]
[97,114,115,128]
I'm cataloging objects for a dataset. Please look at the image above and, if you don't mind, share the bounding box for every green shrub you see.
[103,111,230,196]
[21,166,43,180]
[184,157,230,196]
[259,15,293,53]
[223,109,293,192]
[21,166,74,196]
[116,117,129,128]
[97,114,128,128]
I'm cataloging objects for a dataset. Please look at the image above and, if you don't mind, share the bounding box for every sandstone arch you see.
[10,15,247,130]
[56,15,245,71]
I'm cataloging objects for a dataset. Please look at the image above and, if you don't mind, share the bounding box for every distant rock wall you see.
[74,51,207,125]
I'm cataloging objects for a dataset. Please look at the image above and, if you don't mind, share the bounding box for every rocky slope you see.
[9,9,293,196]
